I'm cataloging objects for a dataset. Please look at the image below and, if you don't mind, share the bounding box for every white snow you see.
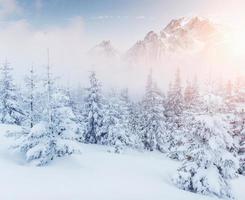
[0,124,244,200]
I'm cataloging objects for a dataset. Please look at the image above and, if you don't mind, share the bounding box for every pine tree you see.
[83,71,107,144]
[0,61,24,125]
[128,101,143,149]
[104,89,136,152]
[230,108,245,175]
[234,76,245,103]
[184,77,199,111]
[172,114,238,199]
[23,66,41,128]
[69,84,86,125]
[139,70,167,151]
[224,80,234,112]
[118,88,138,148]
[166,68,184,118]
[165,69,186,159]
[201,76,226,114]
[13,88,82,166]
[12,54,81,166]
[184,80,192,108]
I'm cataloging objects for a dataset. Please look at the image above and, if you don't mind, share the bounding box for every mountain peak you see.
[144,31,158,41]
[90,40,119,58]
[97,40,112,48]
[164,16,213,33]
[126,16,219,64]
[164,17,184,33]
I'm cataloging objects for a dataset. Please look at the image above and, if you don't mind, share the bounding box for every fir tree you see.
[0,61,24,125]
[165,69,186,158]
[23,66,41,128]
[13,89,82,166]
[105,89,136,152]
[83,71,107,144]
[166,68,184,118]
[224,80,234,112]
[139,70,167,151]
[184,77,199,111]
[173,114,238,199]
[12,55,81,166]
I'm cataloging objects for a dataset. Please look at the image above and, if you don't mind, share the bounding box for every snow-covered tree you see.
[230,109,245,175]
[184,77,199,111]
[172,114,238,199]
[66,84,86,126]
[0,61,24,125]
[12,60,82,166]
[224,80,235,111]
[233,76,245,103]
[104,89,137,152]
[201,76,228,114]
[238,125,245,175]
[166,68,184,118]
[83,71,107,144]
[139,70,167,151]
[13,89,82,166]
[118,88,139,148]
[22,66,43,128]
[164,69,187,159]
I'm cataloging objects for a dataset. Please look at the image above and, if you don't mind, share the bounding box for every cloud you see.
[0,0,22,19]
[0,16,89,84]
[0,15,144,95]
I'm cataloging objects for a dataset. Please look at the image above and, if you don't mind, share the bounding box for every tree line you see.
[1,61,244,199]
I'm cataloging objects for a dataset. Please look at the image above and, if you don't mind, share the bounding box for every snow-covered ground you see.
[0,124,244,200]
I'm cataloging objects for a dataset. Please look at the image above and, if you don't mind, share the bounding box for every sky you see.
[2,0,245,49]
[0,0,245,91]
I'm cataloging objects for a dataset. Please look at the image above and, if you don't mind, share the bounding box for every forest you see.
[0,59,244,199]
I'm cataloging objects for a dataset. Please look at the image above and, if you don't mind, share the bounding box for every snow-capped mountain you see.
[89,40,119,58]
[125,16,224,65]
[88,16,230,80]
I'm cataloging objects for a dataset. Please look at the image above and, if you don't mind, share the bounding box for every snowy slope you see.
[0,124,244,200]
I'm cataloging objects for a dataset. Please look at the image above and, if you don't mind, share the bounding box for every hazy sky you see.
[2,0,245,49]
[0,0,244,91]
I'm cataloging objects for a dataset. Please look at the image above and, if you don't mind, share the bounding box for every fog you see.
[0,16,244,99]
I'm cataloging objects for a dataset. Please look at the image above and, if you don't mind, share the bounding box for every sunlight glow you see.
[227,28,245,58]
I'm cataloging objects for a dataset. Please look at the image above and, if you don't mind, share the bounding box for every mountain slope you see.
[125,16,224,65]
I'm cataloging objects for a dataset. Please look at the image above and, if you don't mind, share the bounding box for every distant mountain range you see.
[89,16,226,66]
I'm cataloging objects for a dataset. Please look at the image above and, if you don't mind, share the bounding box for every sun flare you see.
[227,28,245,58]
